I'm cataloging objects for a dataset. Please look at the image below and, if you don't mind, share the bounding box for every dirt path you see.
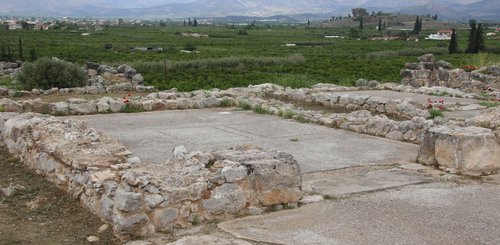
[0,145,120,245]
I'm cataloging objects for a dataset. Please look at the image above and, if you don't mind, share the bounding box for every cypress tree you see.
[448,29,458,54]
[413,16,422,35]
[0,45,5,61]
[378,18,382,31]
[18,36,24,61]
[477,23,485,51]
[29,49,37,61]
[466,21,477,53]
[359,16,364,30]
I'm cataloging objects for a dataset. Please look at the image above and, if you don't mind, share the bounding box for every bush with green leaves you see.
[17,57,87,90]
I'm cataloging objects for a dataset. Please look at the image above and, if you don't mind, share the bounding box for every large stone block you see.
[418,125,500,176]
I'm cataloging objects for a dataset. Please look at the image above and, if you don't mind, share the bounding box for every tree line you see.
[448,20,485,54]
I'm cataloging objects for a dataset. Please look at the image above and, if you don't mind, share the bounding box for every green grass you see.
[0,77,16,89]
[480,101,500,108]
[253,105,269,114]
[428,108,444,119]
[237,100,252,110]
[120,104,143,113]
[1,26,498,91]
[219,98,234,107]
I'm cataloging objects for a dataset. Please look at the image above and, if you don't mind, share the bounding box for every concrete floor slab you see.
[303,169,436,196]
[220,182,500,245]
[71,109,418,173]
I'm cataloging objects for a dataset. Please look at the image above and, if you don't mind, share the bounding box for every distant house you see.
[437,30,453,37]
[486,32,496,37]
[181,32,208,38]
[425,30,452,41]
[7,21,22,30]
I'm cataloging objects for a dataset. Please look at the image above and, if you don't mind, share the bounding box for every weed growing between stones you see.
[253,105,269,114]
[428,108,444,119]
[121,104,143,113]
[294,114,308,123]
[219,98,234,107]
[480,101,500,108]
[191,214,201,226]
[0,104,4,112]
[290,138,299,142]
[279,109,296,119]
[237,100,252,110]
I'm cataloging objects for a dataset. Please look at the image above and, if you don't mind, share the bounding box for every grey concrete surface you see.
[220,182,500,245]
[303,169,436,196]
[71,109,418,173]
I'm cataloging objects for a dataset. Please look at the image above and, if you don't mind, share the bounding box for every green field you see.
[1,24,499,91]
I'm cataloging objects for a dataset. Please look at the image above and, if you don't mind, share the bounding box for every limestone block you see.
[202,183,246,214]
[418,125,500,176]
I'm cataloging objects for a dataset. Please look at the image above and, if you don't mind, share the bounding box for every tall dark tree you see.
[29,49,37,61]
[0,44,5,61]
[413,16,421,35]
[18,36,24,61]
[432,14,438,21]
[6,46,13,62]
[359,16,364,30]
[476,23,485,51]
[448,29,458,54]
[378,18,382,31]
[466,21,477,53]
[193,18,198,27]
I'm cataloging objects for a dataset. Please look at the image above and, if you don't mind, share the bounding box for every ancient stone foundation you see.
[400,54,500,93]
[418,125,500,176]
[0,113,302,239]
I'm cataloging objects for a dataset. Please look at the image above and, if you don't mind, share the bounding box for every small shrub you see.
[237,29,248,35]
[479,121,492,129]
[238,100,252,110]
[253,105,269,114]
[281,109,296,119]
[184,43,197,51]
[16,57,87,90]
[294,114,308,123]
[290,138,299,142]
[121,104,143,113]
[0,104,4,112]
[428,108,443,119]
[191,214,201,226]
[219,98,234,107]
[103,43,113,50]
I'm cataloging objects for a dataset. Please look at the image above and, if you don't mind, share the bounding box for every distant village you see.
[0,16,217,31]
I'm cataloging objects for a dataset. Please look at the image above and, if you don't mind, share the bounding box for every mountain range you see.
[0,0,498,20]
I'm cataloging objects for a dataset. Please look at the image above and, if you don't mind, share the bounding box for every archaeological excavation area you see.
[1,55,500,244]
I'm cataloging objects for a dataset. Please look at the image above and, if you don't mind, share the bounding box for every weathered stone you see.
[132,74,144,85]
[221,165,247,183]
[418,125,500,176]
[152,208,179,230]
[117,83,133,91]
[113,213,152,236]
[115,188,143,212]
[173,146,188,159]
[418,54,434,63]
[202,183,246,214]
[168,235,252,245]
[144,194,164,209]
[0,98,23,113]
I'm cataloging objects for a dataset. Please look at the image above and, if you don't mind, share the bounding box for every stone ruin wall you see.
[400,54,500,93]
[0,113,302,239]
